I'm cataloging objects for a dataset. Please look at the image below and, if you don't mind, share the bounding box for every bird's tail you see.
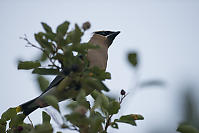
[16,97,40,116]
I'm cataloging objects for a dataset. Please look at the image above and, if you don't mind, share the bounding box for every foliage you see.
[177,123,199,133]
[0,21,144,133]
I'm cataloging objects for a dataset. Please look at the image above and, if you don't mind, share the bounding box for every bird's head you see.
[93,31,120,47]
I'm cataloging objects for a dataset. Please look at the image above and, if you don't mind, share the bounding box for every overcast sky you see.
[0,0,199,133]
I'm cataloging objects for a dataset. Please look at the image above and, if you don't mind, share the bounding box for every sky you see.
[0,0,199,133]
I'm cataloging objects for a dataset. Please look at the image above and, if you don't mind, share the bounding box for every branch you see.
[104,90,128,131]
[20,34,61,70]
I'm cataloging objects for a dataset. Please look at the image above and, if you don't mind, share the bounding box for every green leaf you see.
[128,52,138,67]
[115,114,144,126]
[65,113,89,127]
[37,76,49,92]
[42,111,51,124]
[115,116,133,126]
[89,111,105,132]
[44,95,60,112]
[18,61,41,70]
[56,21,70,36]
[139,80,165,88]
[0,119,6,125]
[39,52,48,62]
[32,123,53,133]
[83,77,109,92]
[34,32,54,52]
[177,123,199,133]
[0,119,6,133]
[0,124,6,133]
[89,67,111,80]
[107,101,120,115]
[19,123,33,133]
[66,24,83,44]
[93,93,109,114]
[41,22,53,33]
[71,43,99,54]
[76,90,90,109]
[9,114,26,128]
[67,101,79,110]
[90,90,101,100]
[32,68,60,75]
[1,108,17,121]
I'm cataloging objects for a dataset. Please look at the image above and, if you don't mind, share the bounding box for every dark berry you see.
[120,89,126,95]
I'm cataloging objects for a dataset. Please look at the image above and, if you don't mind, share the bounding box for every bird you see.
[16,31,120,116]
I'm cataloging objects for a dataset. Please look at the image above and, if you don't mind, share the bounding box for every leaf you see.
[37,76,49,92]
[73,24,83,44]
[41,22,53,33]
[89,67,111,80]
[32,68,60,75]
[76,90,90,109]
[9,114,26,128]
[39,52,48,62]
[44,95,60,112]
[177,123,199,133]
[71,43,99,54]
[42,111,51,124]
[107,101,120,115]
[18,61,41,70]
[90,90,101,100]
[65,113,89,127]
[93,93,109,114]
[1,108,17,121]
[0,119,6,125]
[139,80,165,88]
[83,77,109,92]
[32,123,53,133]
[0,119,6,133]
[34,32,54,52]
[0,124,6,133]
[128,52,138,67]
[115,114,144,126]
[130,114,144,120]
[89,111,105,132]
[66,24,83,44]
[18,123,33,133]
[67,101,79,110]
[56,21,70,36]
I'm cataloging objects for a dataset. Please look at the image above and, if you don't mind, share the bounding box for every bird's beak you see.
[107,31,120,47]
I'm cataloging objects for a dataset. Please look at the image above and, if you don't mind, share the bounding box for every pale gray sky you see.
[0,0,199,133]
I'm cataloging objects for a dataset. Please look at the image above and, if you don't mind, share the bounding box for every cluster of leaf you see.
[177,123,199,133]
[0,21,143,133]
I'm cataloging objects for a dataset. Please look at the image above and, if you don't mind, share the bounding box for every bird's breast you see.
[87,48,108,70]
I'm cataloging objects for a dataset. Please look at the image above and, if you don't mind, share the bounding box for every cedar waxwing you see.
[16,31,120,116]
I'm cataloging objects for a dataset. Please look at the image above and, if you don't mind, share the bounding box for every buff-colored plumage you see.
[87,34,108,70]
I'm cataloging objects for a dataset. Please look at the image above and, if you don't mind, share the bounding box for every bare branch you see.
[20,34,61,70]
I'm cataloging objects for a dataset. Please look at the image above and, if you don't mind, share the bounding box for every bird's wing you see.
[40,75,65,95]
[40,55,85,96]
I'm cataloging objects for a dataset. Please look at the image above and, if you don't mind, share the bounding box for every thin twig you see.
[20,34,61,70]
[104,93,128,131]
[119,93,128,104]
[27,116,33,127]
[104,114,113,131]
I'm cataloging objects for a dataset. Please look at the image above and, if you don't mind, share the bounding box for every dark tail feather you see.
[20,97,40,116]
